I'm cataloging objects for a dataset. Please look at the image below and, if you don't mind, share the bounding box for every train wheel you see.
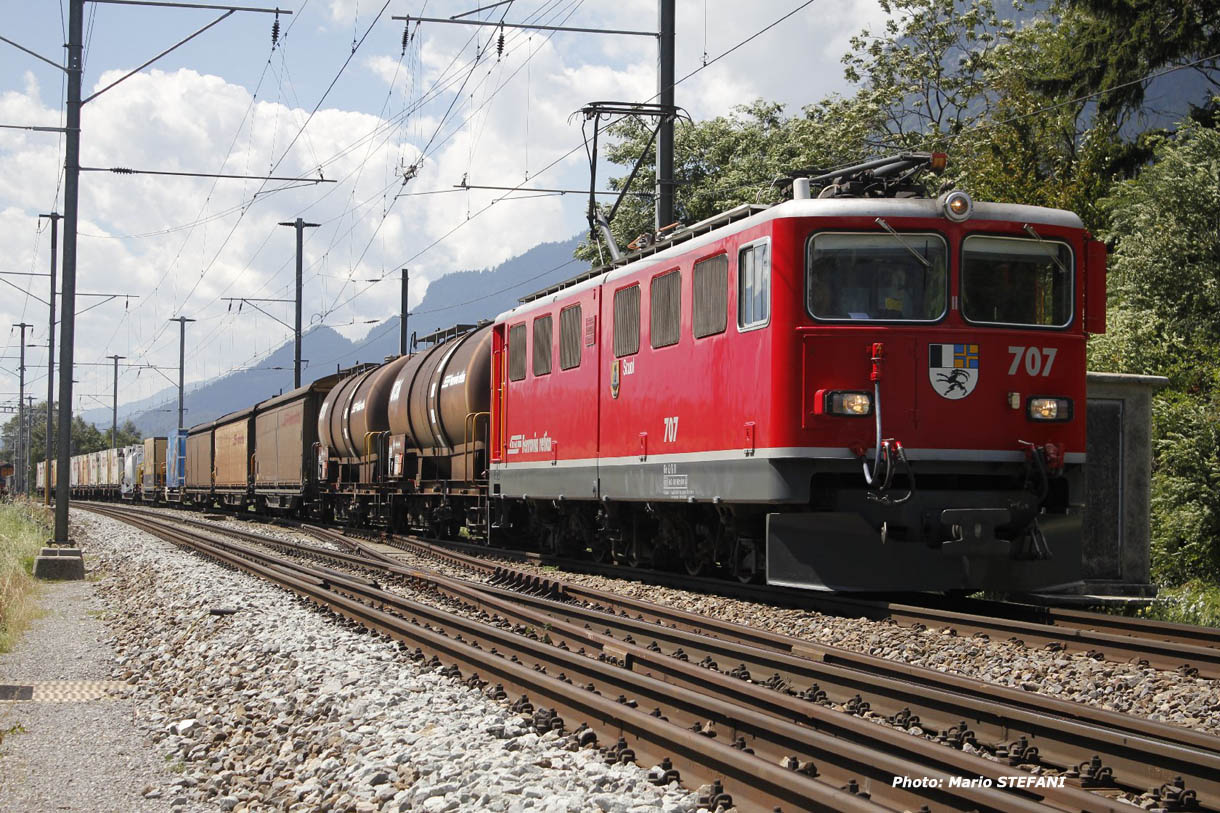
[732,535,764,584]
[557,511,592,557]
[589,532,612,563]
[681,521,716,578]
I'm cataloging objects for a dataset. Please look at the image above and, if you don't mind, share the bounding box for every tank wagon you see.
[315,325,491,534]
[48,153,1110,593]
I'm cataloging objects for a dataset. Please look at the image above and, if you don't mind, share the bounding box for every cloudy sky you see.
[0,0,887,417]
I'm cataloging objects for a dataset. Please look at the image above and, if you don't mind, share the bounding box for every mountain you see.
[86,234,586,437]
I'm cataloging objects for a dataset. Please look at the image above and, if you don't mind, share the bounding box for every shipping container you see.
[105,447,121,488]
[166,430,187,492]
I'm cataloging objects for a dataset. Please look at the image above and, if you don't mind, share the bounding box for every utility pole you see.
[14,322,32,495]
[278,218,319,388]
[39,211,60,505]
[107,354,124,449]
[400,268,409,357]
[24,396,33,497]
[656,0,675,230]
[53,0,83,542]
[167,318,193,433]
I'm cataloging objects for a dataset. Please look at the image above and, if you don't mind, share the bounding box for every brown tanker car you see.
[317,323,492,531]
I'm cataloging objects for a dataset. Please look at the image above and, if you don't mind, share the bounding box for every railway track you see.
[81,503,1220,812]
[325,527,1220,680]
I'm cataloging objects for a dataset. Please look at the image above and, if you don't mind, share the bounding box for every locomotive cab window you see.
[650,270,681,348]
[806,232,947,321]
[613,284,640,357]
[559,304,582,370]
[738,240,770,329]
[508,323,526,381]
[532,315,553,376]
[961,235,1073,327]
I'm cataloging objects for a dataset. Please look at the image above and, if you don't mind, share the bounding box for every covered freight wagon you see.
[142,437,167,500]
[212,408,254,507]
[252,371,346,514]
[184,422,214,505]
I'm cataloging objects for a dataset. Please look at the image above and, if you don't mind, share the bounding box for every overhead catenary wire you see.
[319,0,815,321]
[116,1,391,375]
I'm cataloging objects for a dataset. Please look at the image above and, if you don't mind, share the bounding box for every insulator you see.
[271,13,280,47]
[497,27,504,59]
[401,20,409,54]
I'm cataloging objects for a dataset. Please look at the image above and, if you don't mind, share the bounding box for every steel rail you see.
[92,509,1077,810]
[78,505,897,811]
[237,514,1220,661]
[474,577,1220,810]
[89,505,1216,811]
[341,537,1220,812]
[372,532,1220,679]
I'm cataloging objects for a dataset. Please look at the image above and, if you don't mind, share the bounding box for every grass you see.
[0,499,51,653]
[0,723,27,747]
[1138,581,1220,628]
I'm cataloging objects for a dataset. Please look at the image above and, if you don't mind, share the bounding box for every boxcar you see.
[185,422,215,505]
[142,437,167,501]
[212,408,254,507]
[252,373,345,514]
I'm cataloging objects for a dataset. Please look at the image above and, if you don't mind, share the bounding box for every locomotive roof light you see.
[941,190,973,222]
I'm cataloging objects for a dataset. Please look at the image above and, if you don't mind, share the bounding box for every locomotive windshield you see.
[960,235,1073,327]
[806,232,947,321]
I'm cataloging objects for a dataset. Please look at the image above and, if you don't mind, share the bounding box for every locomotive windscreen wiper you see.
[874,217,932,268]
[1022,223,1070,277]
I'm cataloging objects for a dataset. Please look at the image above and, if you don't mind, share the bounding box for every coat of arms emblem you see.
[929,343,979,399]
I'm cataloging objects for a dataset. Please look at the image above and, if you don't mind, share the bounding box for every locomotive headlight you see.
[941,190,973,222]
[1027,397,1072,422]
[823,390,873,416]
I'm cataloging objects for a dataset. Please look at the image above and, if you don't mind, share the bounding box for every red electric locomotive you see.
[488,153,1105,592]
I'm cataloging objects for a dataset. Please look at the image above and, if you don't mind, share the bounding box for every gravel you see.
[73,509,703,812]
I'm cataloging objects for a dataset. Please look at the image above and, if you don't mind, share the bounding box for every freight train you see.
[44,153,1106,593]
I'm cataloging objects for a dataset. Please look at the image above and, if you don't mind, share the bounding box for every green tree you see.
[1089,115,1220,583]
[840,0,1011,149]
[1039,0,1219,119]
[577,0,1136,260]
